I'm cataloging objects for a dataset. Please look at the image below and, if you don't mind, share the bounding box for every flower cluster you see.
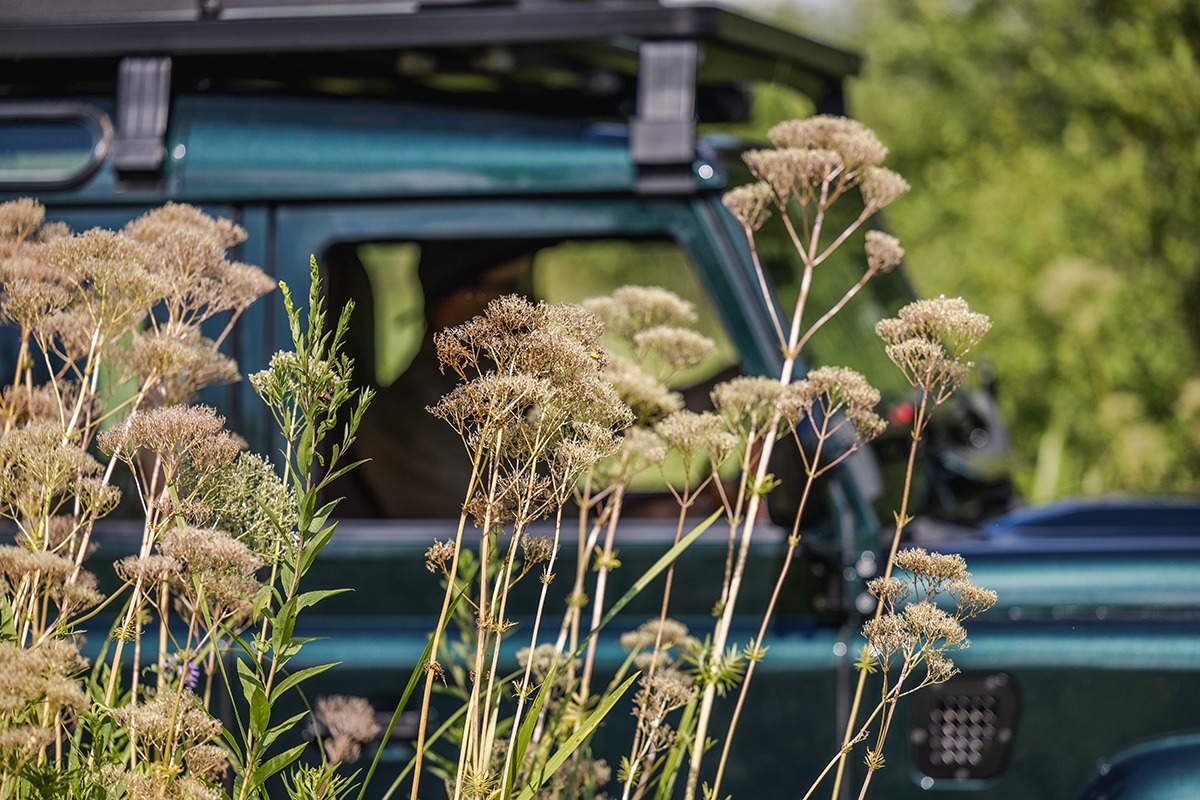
[862,548,997,683]
[876,296,992,407]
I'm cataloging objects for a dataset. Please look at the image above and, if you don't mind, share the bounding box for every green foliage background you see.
[836,0,1200,500]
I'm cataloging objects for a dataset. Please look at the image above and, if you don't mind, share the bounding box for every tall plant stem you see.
[856,661,910,800]
[411,446,485,800]
[500,493,569,798]
[579,483,626,705]
[456,463,503,793]
[828,396,927,800]
[683,201,827,799]
[709,425,824,800]
[648,486,692,678]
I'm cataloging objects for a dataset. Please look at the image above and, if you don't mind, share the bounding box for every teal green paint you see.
[175,96,636,201]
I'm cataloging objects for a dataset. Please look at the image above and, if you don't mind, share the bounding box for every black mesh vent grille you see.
[909,673,1020,782]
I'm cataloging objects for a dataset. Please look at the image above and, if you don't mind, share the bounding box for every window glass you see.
[325,236,741,519]
[356,242,424,386]
[532,239,738,389]
[752,205,912,402]
[0,110,108,188]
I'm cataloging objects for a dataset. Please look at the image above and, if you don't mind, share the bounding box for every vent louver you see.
[909,673,1020,782]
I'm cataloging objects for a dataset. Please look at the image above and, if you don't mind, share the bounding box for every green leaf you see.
[512,673,640,800]
[508,660,556,792]
[310,500,338,533]
[261,709,311,751]
[0,595,17,643]
[322,457,372,487]
[273,661,339,699]
[358,587,465,800]
[247,741,309,794]
[292,588,347,614]
[249,685,270,739]
[271,597,299,654]
[221,727,246,772]
[236,658,262,705]
[573,508,722,662]
[298,525,337,575]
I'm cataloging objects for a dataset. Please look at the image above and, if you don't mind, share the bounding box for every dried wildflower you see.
[609,285,698,333]
[743,148,839,205]
[0,726,54,762]
[1,277,73,334]
[0,640,89,721]
[783,366,888,450]
[2,382,73,428]
[316,695,381,765]
[947,578,999,619]
[722,183,774,231]
[635,668,694,713]
[619,618,694,653]
[923,650,958,684]
[158,526,263,625]
[876,297,990,405]
[521,536,555,567]
[124,767,224,800]
[861,613,914,657]
[601,427,666,484]
[424,540,456,576]
[112,688,222,751]
[655,410,737,477]
[124,202,273,331]
[860,166,910,210]
[44,229,169,332]
[864,230,904,275]
[553,422,623,480]
[901,602,967,649]
[0,422,105,520]
[55,573,105,614]
[633,326,716,372]
[126,201,245,253]
[891,547,969,590]
[0,198,46,243]
[867,576,911,606]
[131,330,242,403]
[768,116,889,172]
[0,546,75,598]
[711,375,785,438]
[876,296,991,356]
[114,554,181,588]
[100,404,241,481]
[516,642,561,682]
[603,356,682,425]
[159,525,262,577]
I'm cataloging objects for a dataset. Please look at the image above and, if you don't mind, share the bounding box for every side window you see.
[323,237,740,519]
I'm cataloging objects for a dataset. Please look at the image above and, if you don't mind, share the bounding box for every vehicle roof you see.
[0,0,858,117]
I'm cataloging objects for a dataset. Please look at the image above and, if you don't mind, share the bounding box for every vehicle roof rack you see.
[1,0,859,191]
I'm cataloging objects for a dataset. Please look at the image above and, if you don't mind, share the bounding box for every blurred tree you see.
[845,0,1200,500]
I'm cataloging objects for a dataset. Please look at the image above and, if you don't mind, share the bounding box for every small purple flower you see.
[161,654,202,692]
